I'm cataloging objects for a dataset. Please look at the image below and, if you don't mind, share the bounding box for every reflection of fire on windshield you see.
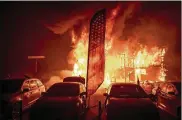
[68,5,167,88]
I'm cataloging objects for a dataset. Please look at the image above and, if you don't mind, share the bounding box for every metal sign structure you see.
[28,56,45,73]
[86,9,106,96]
[28,56,45,59]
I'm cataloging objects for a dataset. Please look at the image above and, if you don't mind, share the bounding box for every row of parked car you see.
[0,76,181,120]
[140,80,181,119]
[30,76,87,120]
[0,76,87,120]
[0,78,46,119]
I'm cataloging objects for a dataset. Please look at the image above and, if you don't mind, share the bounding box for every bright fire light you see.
[69,5,167,87]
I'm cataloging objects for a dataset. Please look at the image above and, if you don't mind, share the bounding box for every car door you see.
[29,80,40,104]
[158,83,168,110]
[21,80,31,109]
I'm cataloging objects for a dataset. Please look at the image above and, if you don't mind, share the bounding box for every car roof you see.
[28,78,40,80]
[49,82,82,90]
[53,82,82,86]
[63,76,85,84]
[111,83,138,86]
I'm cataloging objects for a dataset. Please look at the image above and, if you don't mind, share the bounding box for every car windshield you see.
[109,84,148,98]
[173,82,181,94]
[63,77,85,84]
[46,83,80,97]
[0,79,25,93]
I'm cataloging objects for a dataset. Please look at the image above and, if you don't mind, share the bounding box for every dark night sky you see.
[0,1,181,79]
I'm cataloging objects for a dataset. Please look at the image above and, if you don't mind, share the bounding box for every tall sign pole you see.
[28,56,45,74]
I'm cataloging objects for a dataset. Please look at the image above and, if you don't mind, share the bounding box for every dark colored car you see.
[29,82,87,120]
[63,76,85,85]
[156,81,181,119]
[103,83,160,120]
[0,78,45,120]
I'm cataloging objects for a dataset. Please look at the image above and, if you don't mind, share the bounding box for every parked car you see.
[29,82,87,120]
[142,80,154,94]
[63,76,85,85]
[0,78,45,120]
[103,83,160,120]
[156,81,181,119]
[152,81,165,96]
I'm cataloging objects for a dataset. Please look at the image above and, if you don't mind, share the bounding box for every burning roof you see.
[45,2,180,84]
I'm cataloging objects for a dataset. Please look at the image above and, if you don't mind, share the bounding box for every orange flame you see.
[70,5,167,87]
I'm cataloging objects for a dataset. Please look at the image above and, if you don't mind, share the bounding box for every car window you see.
[63,77,85,84]
[30,80,38,89]
[109,85,148,98]
[22,80,30,90]
[46,83,80,97]
[36,80,43,87]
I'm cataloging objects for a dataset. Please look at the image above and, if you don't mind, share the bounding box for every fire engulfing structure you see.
[70,5,167,88]
[46,2,181,88]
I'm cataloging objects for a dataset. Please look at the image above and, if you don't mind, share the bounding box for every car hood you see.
[30,96,80,119]
[32,96,79,109]
[107,97,159,119]
[108,97,157,111]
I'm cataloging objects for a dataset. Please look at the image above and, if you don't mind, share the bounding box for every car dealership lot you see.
[21,86,177,120]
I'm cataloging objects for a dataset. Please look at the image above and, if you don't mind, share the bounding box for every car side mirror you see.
[103,93,108,97]
[22,88,30,93]
[168,92,175,95]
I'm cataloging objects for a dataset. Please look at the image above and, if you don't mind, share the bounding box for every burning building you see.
[45,2,180,88]
[69,4,167,87]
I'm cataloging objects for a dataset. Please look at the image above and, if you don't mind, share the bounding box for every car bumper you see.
[29,106,80,120]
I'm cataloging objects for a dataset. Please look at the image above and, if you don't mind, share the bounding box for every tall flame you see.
[70,5,167,87]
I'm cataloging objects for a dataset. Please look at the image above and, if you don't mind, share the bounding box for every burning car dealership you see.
[0,1,181,120]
